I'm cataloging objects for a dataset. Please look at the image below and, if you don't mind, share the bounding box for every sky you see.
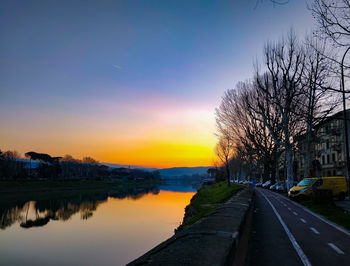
[0,0,315,168]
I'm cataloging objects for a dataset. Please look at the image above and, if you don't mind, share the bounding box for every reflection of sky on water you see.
[0,188,194,266]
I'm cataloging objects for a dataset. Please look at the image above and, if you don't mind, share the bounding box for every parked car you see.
[288,176,348,200]
[276,182,286,192]
[262,180,271,188]
[269,183,278,190]
[256,182,262,187]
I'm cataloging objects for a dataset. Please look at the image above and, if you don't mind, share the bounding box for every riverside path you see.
[247,188,350,266]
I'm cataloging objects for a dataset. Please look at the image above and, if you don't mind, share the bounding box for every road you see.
[247,188,350,266]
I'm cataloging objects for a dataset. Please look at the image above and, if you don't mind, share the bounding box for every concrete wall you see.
[127,185,254,266]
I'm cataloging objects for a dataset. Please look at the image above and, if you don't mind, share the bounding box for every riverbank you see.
[128,183,253,266]
[0,179,161,204]
[176,182,243,232]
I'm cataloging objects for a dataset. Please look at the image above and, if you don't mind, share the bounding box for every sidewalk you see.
[335,197,350,212]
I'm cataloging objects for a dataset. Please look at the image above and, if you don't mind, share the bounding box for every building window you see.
[326,140,329,149]
[325,125,329,134]
[322,155,325,165]
[332,153,336,163]
[327,154,330,164]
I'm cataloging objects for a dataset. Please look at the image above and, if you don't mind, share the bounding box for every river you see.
[0,184,196,266]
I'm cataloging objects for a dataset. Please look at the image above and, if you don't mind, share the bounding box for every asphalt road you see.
[248,188,350,266]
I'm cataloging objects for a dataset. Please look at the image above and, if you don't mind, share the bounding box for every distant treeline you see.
[0,149,160,181]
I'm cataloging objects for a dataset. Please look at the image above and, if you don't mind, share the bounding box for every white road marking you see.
[300,218,307,223]
[310,227,320,235]
[259,190,311,266]
[288,198,350,237]
[328,243,345,255]
[288,207,292,211]
[293,211,298,216]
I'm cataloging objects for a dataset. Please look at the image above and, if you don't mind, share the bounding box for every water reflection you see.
[1,186,160,230]
[0,185,195,266]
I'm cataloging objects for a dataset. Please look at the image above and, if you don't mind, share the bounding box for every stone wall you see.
[127,185,254,266]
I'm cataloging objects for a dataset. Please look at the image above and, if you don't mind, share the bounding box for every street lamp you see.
[340,46,350,200]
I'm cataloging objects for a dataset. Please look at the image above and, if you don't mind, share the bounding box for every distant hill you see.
[103,164,211,178]
[101,163,158,171]
[158,167,211,178]
[17,159,211,178]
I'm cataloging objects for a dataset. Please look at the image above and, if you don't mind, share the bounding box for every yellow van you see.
[288,176,348,200]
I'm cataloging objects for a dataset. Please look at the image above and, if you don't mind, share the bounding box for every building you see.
[296,109,350,179]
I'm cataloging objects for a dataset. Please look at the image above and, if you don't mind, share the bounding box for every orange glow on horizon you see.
[0,104,217,168]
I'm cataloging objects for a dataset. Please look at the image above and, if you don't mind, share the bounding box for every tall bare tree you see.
[216,81,282,183]
[253,31,306,189]
[300,36,338,177]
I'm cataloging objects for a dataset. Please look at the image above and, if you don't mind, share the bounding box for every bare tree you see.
[300,36,338,177]
[311,0,350,48]
[216,81,282,183]
[215,135,235,185]
[310,0,350,195]
[253,31,307,189]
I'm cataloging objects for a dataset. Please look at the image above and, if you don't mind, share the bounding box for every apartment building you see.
[296,109,350,179]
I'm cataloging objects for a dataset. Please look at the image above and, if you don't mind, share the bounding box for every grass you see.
[300,200,350,231]
[176,182,243,232]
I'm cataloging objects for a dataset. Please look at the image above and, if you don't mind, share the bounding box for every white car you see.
[269,183,278,190]
[262,180,271,188]
[276,182,286,192]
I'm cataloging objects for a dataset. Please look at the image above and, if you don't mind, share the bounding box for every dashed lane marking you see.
[310,227,320,235]
[293,211,298,216]
[328,243,345,255]
[300,218,307,223]
[288,207,292,211]
[258,190,312,266]
[287,197,350,237]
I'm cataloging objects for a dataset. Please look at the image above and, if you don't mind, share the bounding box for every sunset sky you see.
[0,0,314,168]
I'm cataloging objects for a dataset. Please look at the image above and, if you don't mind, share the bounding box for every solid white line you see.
[258,190,312,266]
[310,227,320,235]
[288,199,350,237]
[300,218,307,223]
[328,243,345,255]
[293,211,298,216]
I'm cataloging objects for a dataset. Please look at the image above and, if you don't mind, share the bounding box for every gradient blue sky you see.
[0,0,314,167]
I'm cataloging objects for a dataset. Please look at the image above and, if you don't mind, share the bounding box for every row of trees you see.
[0,149,160,181]
[215,0,350,189]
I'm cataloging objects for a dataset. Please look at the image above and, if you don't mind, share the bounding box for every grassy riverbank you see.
[0,179,161,204]
[300,200,350,231]
[176,182,243,232]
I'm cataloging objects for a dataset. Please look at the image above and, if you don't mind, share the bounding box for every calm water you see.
[0,185,195,266]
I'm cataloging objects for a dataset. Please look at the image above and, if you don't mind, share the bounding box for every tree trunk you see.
[304,125,312,178]
[226,163,230,185]
[285,145,294,190]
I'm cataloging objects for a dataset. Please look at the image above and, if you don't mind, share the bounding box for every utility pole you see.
[341,46,350,200]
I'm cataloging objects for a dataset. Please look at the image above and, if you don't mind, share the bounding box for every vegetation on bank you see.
[176,182,243,232]
[300,200,350,231]
[0,179,161,204]
[0,149,160,181]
